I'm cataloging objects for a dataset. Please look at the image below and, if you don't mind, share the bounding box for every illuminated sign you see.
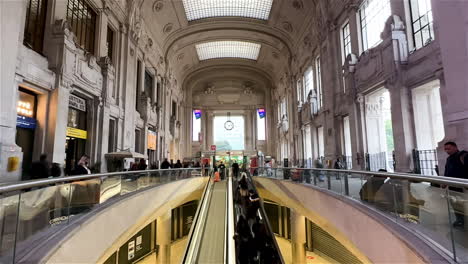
[69,94,86,112]
[16,116,37,129]
[147,130,157,150]
[66,127,87,139]
[194,109,202,119]
[17,91,36,118]
[258,108,266,119]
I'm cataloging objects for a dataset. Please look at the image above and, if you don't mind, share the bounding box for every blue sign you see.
[16,116,37,129]
[258,108,266,119]
[194,109,202,119]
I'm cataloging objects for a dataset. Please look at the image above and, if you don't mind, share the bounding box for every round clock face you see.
[224,121,234,130]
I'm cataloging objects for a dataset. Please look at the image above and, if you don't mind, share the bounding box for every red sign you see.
[210,145,216,151]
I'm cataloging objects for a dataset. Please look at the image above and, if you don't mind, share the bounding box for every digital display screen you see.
[194,109,202,119]
[258,108,266,119]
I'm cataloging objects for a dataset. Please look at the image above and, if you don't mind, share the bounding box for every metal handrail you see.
[251,167,468,188]
[0,168,201,194]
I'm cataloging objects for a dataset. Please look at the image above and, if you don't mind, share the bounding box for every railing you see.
[413,149,439,176]
[0,168,203,264]
[253,167,468,263]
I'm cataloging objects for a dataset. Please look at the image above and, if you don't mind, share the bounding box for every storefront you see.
[147,129,157,168]
[65,94,88,175]
[15,88,38,179]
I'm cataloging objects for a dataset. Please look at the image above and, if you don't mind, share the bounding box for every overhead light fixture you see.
[182,0,273,21]
[196,41,261,61]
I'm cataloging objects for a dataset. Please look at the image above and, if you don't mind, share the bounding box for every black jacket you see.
[71,165,90,175]
[445,151,468,192]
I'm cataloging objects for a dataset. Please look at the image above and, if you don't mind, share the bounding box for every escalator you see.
[182,171,283,264]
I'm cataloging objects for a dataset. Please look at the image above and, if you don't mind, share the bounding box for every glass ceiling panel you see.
[182,0,273,21]
[196,41,261,61]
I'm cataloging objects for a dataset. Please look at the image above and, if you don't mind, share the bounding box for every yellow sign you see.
[147,131,157,150]
[66,127,87,139]
[7,157,20,172]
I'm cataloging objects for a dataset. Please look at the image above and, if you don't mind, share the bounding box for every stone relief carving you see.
[163,23,174,34]
[153,1,164,12]
[282,21,293,33]
[129,1,142,41]
[292,0,303,10]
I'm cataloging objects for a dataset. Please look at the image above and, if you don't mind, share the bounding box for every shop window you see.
[359,0,391,52]
[171,201,198,241]
[409,0,433,50]
[23,0,48,53]
[66,0,97,54]
[147,128,157,166]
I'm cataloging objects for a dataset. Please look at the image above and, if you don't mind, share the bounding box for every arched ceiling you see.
[136,0,318,87]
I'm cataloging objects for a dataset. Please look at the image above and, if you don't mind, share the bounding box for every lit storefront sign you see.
[17,116,37,129]
[66,127,88,139]
[16,90,37,129]
[147,130,157,150]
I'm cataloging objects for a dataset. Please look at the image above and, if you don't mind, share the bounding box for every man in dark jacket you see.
[174,160,182,168]
[31,154,50,180]
[444,142,468,228]
[161,158,171,169]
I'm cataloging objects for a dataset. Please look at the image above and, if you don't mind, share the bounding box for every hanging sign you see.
[211,145,216,151]
[69,94,86,112]
[66,127,88,139]
[258,108,266,119]
[16,116,37,129]
[147,130,157,150]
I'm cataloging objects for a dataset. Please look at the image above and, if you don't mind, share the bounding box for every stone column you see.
[388,83,416,172]
[0,0,28,182]
[96,11,108,58]
[156,212,172,264]
[291,210,306,263]
[432,0,468,173]
[45,85,70,165]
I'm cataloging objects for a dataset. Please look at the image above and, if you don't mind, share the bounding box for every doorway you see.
[364,89,394,172]
[65,137,86,175]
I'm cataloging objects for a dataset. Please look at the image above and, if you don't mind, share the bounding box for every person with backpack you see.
[443,142,468,228]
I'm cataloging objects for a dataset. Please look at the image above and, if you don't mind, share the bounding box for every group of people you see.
[25,154,92,180]
[233,173,281,264]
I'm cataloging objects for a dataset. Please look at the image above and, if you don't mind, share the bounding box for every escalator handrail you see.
[181,171,213,263]
[245,171,285,264]
[225,171,236,264]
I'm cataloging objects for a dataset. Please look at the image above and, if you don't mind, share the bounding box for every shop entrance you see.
[65,137,87,175]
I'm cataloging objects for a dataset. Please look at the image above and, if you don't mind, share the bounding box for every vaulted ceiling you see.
[135,0,319,88]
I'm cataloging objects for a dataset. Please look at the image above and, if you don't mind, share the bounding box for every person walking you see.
[443,142,468,228]
[31,154,50,180]
[232,160,240,178]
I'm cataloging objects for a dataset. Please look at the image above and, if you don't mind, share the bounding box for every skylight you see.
[196,41,261,61]
[182,0,273,21]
